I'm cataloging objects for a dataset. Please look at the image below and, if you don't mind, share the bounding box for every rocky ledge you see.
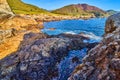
[69,13,120,80]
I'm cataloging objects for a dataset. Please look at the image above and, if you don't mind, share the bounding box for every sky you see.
[22,0,120,11]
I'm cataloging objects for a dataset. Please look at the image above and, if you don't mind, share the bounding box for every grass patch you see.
[7,0,50,14]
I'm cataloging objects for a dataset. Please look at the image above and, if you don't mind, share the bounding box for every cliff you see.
[69,13,120,80]
[0,0,14,21]
[0,0,13,14]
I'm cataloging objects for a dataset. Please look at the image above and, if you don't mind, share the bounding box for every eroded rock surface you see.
[0,0,14,22]
[69,13,120,80]
[0,28,17,44]
[0,32,97,80]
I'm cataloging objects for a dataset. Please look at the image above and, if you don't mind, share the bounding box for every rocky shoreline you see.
[0,0,120,80]
[0,12,120,80]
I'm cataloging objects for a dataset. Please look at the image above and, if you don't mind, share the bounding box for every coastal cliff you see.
[69,13,120,80]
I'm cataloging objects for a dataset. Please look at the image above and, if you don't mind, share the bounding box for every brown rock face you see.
[0,0,14,22]
[0,0,13,14]
[105,13,120,34]
[69,13,120,80]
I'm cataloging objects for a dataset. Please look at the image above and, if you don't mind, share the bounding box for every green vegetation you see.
[7,0,50,14]
[106,10,118,15]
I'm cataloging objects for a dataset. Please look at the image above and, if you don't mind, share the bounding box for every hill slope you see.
[52,4,108,17]
[106,10,118,15]
[7,0,50,14]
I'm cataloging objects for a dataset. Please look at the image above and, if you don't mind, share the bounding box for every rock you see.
[0,0,13,15]
[0,0,14,22]
[0,32,97,80]
[0,28,17,44]
[48,28,56,30]
[69,13,120,80]
[105,13,120,34]
[1,15,38,30]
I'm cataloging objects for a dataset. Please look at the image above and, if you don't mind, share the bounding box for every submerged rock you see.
[69,13,120,80]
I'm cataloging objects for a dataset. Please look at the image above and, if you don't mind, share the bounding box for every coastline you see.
[0,14,107,59]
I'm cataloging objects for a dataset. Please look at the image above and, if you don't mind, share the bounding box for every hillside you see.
[106,10,118,15]
[52,4,108,17]
[7,0,50,14]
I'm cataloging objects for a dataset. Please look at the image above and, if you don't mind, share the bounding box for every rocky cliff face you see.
[0,0,13,14]
[69,13,120,80]
[0,0,13,21]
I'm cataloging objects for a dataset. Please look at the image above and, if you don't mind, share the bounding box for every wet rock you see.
[69,13,120,80]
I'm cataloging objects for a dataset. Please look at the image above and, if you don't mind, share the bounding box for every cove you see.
[42,18,107,80]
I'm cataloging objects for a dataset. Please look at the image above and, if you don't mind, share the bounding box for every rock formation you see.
[0,32,97,80]
[69,13,120,80]
[0,28,17,44]
[0,0,14,22]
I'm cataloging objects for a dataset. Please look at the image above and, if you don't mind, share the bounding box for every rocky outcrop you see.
[105,13,120,34]
[0,28,17,44]
[1,15,38,30]
[69,13,120,80]
[0,32,97,80]
[0,0,14,22]
[0,0,13,14]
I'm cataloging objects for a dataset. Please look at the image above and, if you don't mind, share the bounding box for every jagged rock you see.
[0,32,97,80]
[69,13,120,80]
[105,13,120,34]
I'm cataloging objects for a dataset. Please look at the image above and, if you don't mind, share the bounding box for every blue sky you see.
[22,0,120,11]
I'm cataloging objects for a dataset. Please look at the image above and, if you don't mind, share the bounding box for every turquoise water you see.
[42,18,106,37]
